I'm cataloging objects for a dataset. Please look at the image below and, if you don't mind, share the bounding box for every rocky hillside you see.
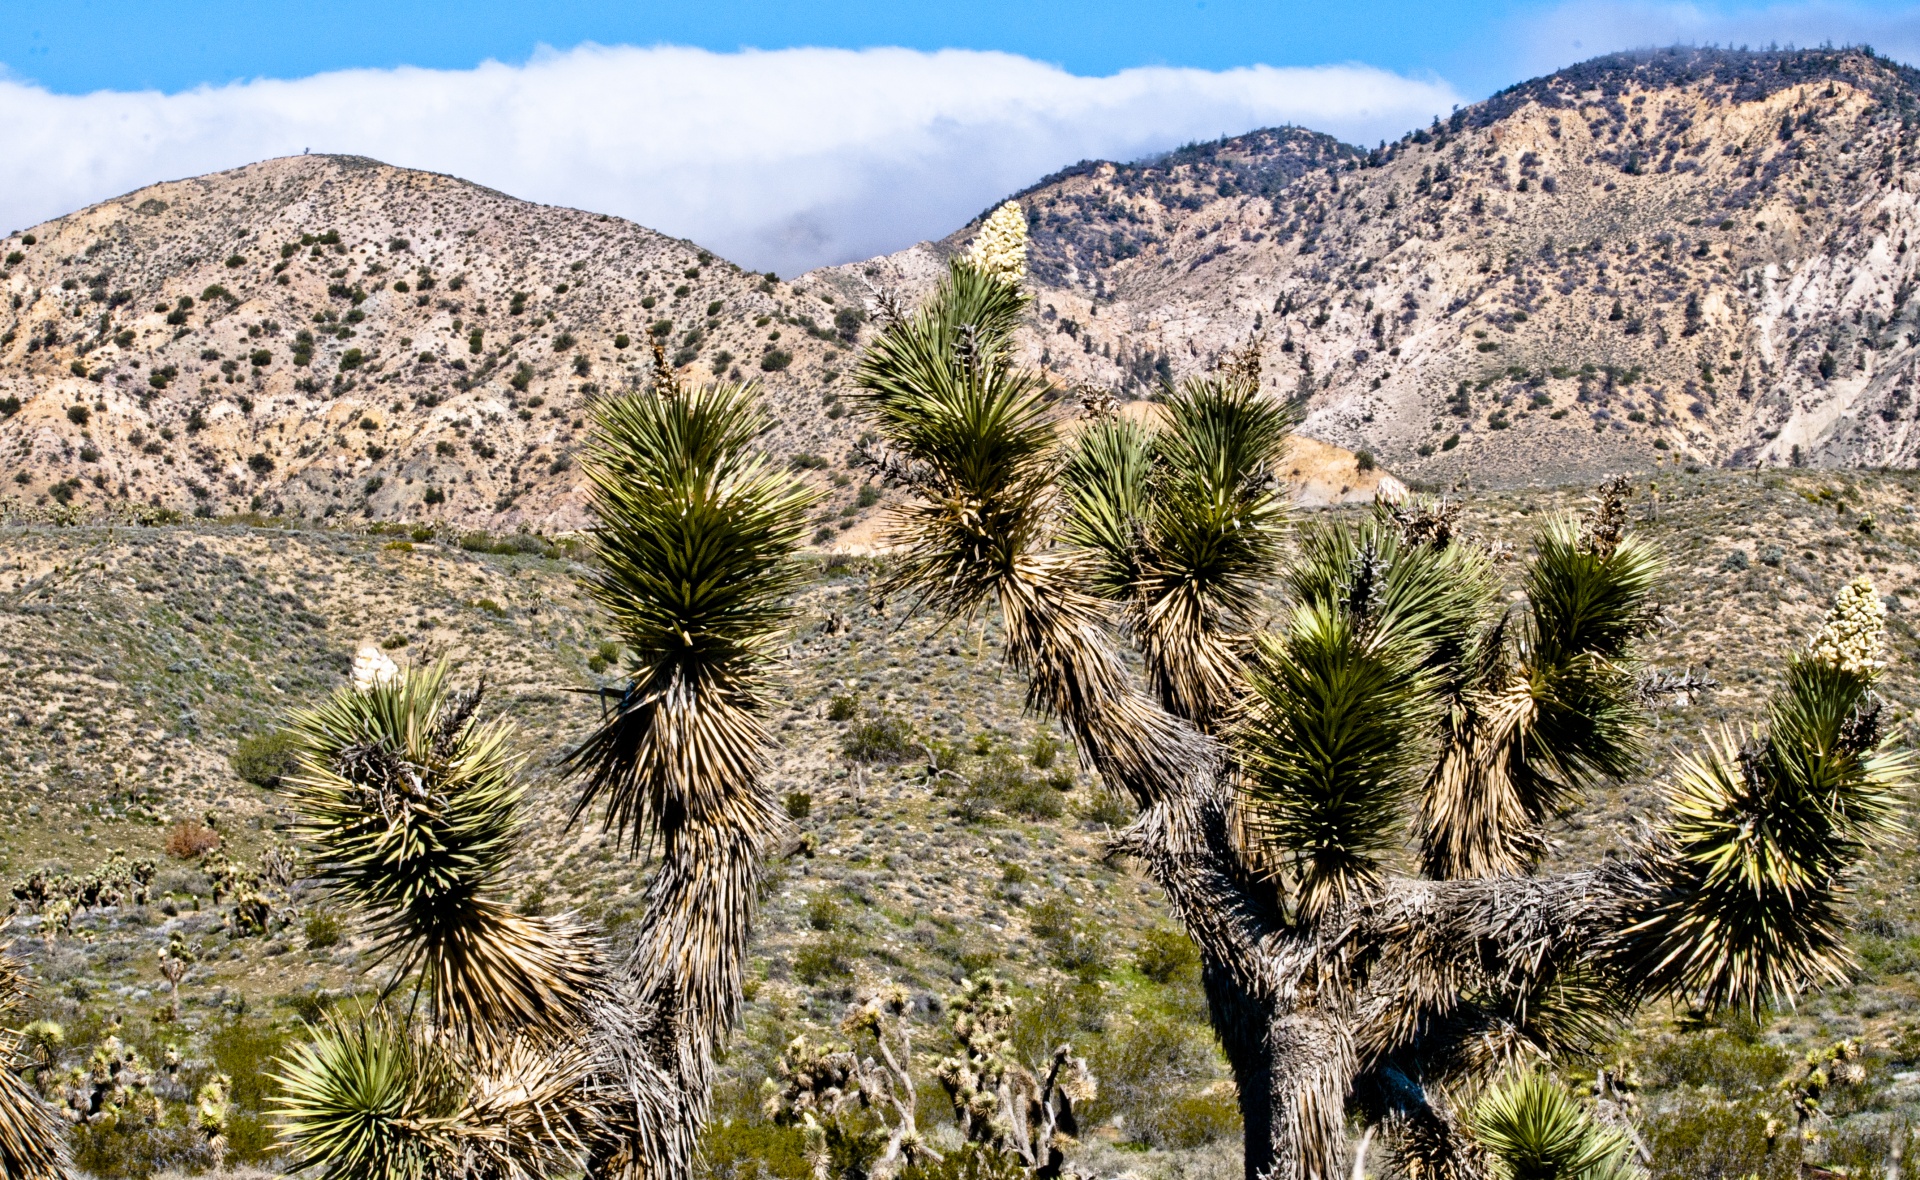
[16,48,1920,530]
[0,155,876,533]
[826,48,1920,486]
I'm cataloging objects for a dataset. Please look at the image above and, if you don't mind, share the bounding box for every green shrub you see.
[231,729,298,787]
[826,693,859,721]
[67,404,90,426]
[783,790,812,819]
[760,349,793,372]
[1027,898,1107,977]
[304,911,342,949]
[958,753,1061,821]
[1136,928,1201,985]
[1644,1096,1797,1180]
[843,713,916,763]
[71,1117,208,1178]
[699,1118,812,1180]
[1087,1016,1229,1149]
[209,1016,292,1110]
[793,933,858,983]
[806,893,841,931]
[1029,733,1060,770]
[1078,790,1133,827]
[1645,1030,1790,1095]
[1156,1088,1243,1149]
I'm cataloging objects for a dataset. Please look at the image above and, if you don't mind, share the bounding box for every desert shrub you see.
[163,820,221,860]
[806,893,841,931]
[1087,1016,1230,1148]
[826,693,859,721]
[1078,790,1133,827]
[793,933,859,983]
[1645,1029,1790,1095]
[958,753,1062,821]
[231,729,298,787]
[209,1017,291,1111]
[760,349,793,372]
[1027,898,1107,977]
[1355,449,1376,472]
[67,404,90,425]
[1721,548,1751,572]
[304,911,342,949]
[1136,927,1201,985]
[71,1117,209,1179]
[699,1118,812,1180]
[843,712,916,763]
[1029,733,1060,770]
[789,452,828,471]
[1643,1096,1797,1180]
[588,640,620,673]
[1155,1087,1243,1150]
[783,791,812,819]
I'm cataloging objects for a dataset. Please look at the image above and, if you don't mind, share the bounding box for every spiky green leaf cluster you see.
[569,379,817,846]
[1410,507,1660,881]
[274,1012,597,1180]
[1623,627,1910,1009]
[854,260,1053,611]
[286,665,600,1036]
[1062,360,1293,726]
[1238,522,1487,915]
[1472,1070,1642,1180]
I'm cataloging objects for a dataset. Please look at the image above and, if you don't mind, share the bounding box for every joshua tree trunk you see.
[1204,960,1276,1179]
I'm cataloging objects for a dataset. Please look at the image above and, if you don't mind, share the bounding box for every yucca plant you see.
[0,945,69,1180]
[278,362,817,1179]
[851,203,1910,1180]
[1471,1070,1643,1180]
[569,365,817,1107]
[285,663,602,1038]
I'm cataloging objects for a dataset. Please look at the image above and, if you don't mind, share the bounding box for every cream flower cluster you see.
[1808,575,1887,675]
[965,201,1028,282]
[351,644,400,691]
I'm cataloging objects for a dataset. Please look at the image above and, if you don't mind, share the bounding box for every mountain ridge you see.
[9,47,1920,532]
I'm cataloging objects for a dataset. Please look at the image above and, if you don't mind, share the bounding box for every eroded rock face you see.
[0,155,869,531]
[819,48,1920,487]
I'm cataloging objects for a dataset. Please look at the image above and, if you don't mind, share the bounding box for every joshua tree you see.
[274,363,817,1178]
[0,944,69,1179]
[843,203,1910,1179]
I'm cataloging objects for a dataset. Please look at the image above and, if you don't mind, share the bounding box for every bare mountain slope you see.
[823,48,1920,485]
[0,155,874,531]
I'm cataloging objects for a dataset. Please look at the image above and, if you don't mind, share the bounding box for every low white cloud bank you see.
[1512,0,1920,80]
[0,44,1458,274]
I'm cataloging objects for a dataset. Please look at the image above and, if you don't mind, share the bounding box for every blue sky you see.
[9,0,1920,270]
[10,0,1526,95]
